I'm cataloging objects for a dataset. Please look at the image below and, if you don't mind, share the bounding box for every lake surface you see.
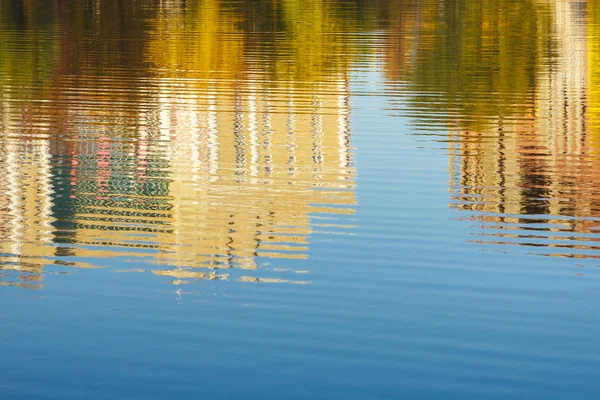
[2,0,600,398]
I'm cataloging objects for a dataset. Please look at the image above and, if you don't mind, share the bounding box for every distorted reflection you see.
[434,1,600,258]
[0,0,357,288]
[360,0,600,259]
[3,0,600,290]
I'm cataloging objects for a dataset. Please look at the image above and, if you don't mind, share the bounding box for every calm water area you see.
[2,0,600,398]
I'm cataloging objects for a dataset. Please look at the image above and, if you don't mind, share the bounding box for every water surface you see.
[2,1,600,399]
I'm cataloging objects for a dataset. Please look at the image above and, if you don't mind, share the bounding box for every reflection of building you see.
[0,102,55,288]
[536,0,591,219]
[61,76,356,271]
[0,0,360,289]
[450,1,600,257]
[151,77,355,270]
[0,75,356,289]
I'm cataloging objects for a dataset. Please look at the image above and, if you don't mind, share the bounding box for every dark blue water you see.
[2,1,600,399]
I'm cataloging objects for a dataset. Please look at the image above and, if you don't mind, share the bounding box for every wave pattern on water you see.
[439,1,600,260]
[4,1,600,400]
[3,0,600,276]
[0,79,356,287]
[363,0,600,261]
[0,0,377,288]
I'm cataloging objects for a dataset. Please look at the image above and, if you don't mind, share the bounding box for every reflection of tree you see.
[403,0,551,130]
[0,0,56,102]
[588,0,600,140]
[145,0,363,82]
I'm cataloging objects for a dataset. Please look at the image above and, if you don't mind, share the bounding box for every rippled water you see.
[2,1,600,399]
